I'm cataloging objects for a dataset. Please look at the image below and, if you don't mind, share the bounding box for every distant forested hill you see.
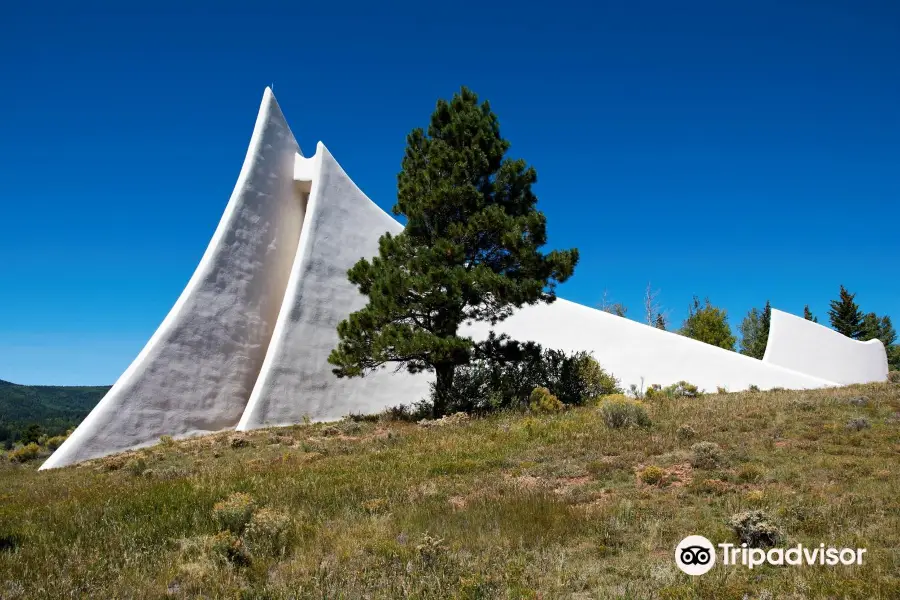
[0,379,108,445]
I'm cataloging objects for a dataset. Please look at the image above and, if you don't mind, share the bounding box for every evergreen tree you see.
[739,301,770,359]
[329,87,579,417]
[21,423,42,445]
[879,315,897,348]
[803,305,818,323]
[861,312,880,342]
[861,313,897,347]
[739,309,763,358]
[828,285,864,339]
[889,345,900,372]
[679,296,736,350]
[655,313,667,330]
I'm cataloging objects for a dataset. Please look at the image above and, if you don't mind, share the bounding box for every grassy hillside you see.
[1,383,899,598]
[0,380,108,443]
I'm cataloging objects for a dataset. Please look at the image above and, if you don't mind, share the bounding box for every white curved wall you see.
[486,302,837,393]
[42,89,306,469]
[237,142,838,430]
[237,145,431,429]
[763,309,888,385]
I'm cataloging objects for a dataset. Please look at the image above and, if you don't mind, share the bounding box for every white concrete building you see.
[41,89,887,469]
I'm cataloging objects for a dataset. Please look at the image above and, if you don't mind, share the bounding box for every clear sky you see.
[1,1,898,385]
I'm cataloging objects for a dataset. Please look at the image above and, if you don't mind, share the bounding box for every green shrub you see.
[229,435,251,448]
[668,381,701,397]
[737,463,765,483]
[20,424,42,445]
[599,397,651,429]
[244,508,291,557]
[645,381,701,399]
[728,510,784,548]
[9,443,40,463]
[748,384,761,392]
[212,493,256,535]
[569,353,622,401]
[888,371,900,384]
[845,417,871,431]
[639,465,665,485]
[528,387,564,414]
[690,441,726,469]
[320,426,341,437]
[159,435,175,447]
[45,435,67,450]
[209,530,251,566]
[431,339,621,414]
[379,404,427,422]
[644,384,664,400]
[125,457,148,477]
[691,478,731,495]
[676,424,697,440]
[415,533,447,567]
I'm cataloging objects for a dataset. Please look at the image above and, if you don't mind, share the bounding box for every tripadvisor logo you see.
[675,535,716,575]
[674,536,867,576]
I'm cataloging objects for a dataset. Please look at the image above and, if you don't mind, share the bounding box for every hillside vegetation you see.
[0,380,107,445]
[1,383,899,599]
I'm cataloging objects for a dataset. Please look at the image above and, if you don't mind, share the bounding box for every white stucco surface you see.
[236,145,432,429]
[45,87,887,468]
[41,89,306,469]
[487,302,837,393]
[763,309,888,385]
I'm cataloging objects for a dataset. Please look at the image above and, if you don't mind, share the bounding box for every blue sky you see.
[1,1,898,385]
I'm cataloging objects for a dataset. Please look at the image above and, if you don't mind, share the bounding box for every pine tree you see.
[828,285,864,339]
[329,87,579,417]
[679,296,736,350]
[889,345,900,372]
[738,301,770,359]
[760,300,771,353]
[803,305,818,323]
[861,313,897,347]
[655,313,667,330]
[878,315,897,347]
[861,312,880,342]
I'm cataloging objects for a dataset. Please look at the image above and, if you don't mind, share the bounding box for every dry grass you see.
[1,383,899,598]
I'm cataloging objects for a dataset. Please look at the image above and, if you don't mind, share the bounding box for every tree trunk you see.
[433,364,455,418]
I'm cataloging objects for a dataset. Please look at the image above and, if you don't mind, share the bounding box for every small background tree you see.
[20,423,42,446]
[679,296,736,350]
[329,87,579,417]
[860,313,899,370]
[861,313,896,346]
[829,285,864,339]
[654,313,668,330]
[803,305,818,323]
[643,281,669,328]
[597,290,627,317]
[739,301,771,359]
